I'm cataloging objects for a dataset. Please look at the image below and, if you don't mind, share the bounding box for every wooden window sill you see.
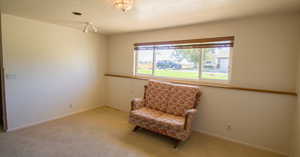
[105,74,297,96]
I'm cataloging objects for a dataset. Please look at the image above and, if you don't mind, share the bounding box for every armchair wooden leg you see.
[132,126,140,132]
[174,139,181,148]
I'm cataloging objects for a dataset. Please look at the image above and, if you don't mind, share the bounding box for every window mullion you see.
[134,49,137,75]
[198,48,203,80]
[152,46,156,76]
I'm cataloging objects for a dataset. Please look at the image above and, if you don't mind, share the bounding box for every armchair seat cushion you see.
[130,107,185,131]
[156,113,185,130]
[130,107,163,121]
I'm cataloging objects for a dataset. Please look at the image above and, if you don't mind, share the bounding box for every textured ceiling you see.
[1,0,300,34]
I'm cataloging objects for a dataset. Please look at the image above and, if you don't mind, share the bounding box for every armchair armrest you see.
[131,98,145,111]
[184,109,197,130]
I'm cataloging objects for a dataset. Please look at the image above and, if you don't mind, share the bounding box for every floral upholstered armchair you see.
[129,80,201,148]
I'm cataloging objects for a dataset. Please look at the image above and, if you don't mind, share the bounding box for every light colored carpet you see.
[0,106,285,157]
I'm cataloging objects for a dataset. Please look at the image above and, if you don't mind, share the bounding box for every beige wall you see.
[106,13,300,155]
[1,14,107,130]
[290,48,300,157]
[0,12,3,129]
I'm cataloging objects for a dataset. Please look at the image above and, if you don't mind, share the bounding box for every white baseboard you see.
[197,129,288,156]
[7,105,102,132]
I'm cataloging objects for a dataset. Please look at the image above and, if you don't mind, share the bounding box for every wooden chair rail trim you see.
[134,36,235,46]
[105,74,297,96]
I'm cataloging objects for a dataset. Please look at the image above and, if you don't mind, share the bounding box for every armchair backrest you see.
[144,80,201,116]
[166,84,200,116]
[144,80,173,112]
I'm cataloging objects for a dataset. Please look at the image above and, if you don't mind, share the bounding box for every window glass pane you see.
[154,48,200,79]
[136,50,153,75]
[201,47,230,80]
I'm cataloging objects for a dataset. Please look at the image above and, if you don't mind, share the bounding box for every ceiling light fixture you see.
[83,22,98,33]
[112,0,134,12]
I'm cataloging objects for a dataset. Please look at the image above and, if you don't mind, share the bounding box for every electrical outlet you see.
[226,124,232,131]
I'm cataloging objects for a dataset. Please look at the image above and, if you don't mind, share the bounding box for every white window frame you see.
[134,47,233,83]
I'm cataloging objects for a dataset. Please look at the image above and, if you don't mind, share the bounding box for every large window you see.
[134,37,234,81]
